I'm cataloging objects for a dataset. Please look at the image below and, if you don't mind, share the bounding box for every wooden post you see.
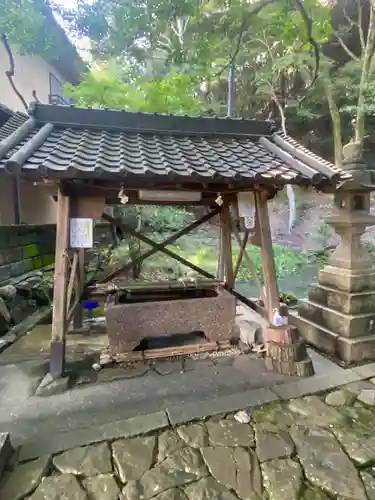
[220,201,234,289]
[255,189,314,377]
[50,186,70,378]
[254,190,280,323]
[217,226,225,280]
[73,248,85,329]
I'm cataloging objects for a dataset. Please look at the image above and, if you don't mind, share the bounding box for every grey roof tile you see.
[0,112,28,140]
[0,104,351,186]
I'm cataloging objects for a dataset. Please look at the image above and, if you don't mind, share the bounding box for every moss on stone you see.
[252,402,288,425]
[22,244,39,259]
[300,484,330,499]
[336,405,375,430]
[42,254,55,266]
[32,257,43,269]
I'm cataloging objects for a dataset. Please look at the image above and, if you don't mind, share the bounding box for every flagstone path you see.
[3,382,375,500]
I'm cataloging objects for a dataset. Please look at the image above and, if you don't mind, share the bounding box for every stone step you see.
[308,282,375,315]
[298,299,375,339]
[289,311,375,363]
[289,311,339,355]
[319,264,375,293]
[0,433,13,477]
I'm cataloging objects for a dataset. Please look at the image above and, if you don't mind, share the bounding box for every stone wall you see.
[0,222,113,286]
[0,225,56,286]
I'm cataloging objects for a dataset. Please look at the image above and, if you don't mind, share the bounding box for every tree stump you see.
[264,325,314,377]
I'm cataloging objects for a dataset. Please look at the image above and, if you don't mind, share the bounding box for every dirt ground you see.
[267,189,375,252]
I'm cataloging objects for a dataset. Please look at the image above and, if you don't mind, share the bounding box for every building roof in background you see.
[0,103,351,188]
[0,104,14,128]
[0,111,27,140]
[42,3,85,85]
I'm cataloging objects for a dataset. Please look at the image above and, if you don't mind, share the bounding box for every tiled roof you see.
[0,103,351,187]
[0,111,28,140]
[0,104,16,128]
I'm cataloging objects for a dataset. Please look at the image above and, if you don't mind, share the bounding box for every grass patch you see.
[109,233,308,282]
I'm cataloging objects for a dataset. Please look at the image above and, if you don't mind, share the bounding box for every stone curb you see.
[350,362,375,379]
[18,411,169,462]
[270,369,362,400]
[166,387,278,425]
[15,363,375,462]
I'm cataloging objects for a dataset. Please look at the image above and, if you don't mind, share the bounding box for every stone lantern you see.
[292,142,375,362]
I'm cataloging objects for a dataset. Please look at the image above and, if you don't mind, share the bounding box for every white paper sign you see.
[238,192,255,228]
[70,218,93,249]
[237,192,255,217]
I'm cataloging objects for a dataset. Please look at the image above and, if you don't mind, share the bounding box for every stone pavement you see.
[3,381,375,499]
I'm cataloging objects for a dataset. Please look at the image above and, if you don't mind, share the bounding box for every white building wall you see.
[0,43,65,224]
[0,42,66,111]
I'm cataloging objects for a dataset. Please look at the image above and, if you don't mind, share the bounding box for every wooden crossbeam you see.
[100,206,221,283]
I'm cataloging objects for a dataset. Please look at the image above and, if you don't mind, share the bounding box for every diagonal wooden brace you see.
[100,206,221,282]
[102,212,220,279]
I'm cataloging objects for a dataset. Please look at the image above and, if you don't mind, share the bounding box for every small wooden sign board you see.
[70,218,93,249]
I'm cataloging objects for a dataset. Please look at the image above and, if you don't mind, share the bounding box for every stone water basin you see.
[105,285,236,354]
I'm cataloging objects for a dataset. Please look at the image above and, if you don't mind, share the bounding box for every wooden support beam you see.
[254,190,280,323]
[73,249,85,329]
[220,201,234,288]
[217,225,225,281]
[50,186,70,378]
[100,206,221,283]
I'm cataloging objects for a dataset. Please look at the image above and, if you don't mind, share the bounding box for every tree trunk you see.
[324,78,343,168]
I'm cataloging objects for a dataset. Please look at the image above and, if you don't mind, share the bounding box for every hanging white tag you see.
[237,192,255,217]
[244,216,254,229]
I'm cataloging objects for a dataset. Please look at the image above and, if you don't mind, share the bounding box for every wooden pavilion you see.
[0,103,351,379]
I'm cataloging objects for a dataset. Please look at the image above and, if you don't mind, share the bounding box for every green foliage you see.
[0,0,55,55]
[3,0,371,163]
[64,68,206,115]
[234,245,307,281]
[140,207,194,233]
[110,232,307,282]
[57,0,351,160]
